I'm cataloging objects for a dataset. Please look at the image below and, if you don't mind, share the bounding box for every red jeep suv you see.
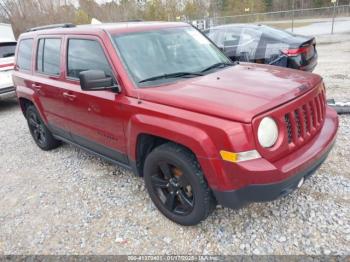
[13,22,338,225]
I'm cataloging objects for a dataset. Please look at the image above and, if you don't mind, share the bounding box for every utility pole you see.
[331,0,337,34]
[291,0,295,32]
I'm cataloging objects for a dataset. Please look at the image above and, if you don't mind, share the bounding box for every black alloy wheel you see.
[143,143,216,226]
[151,161,194,215]
[27,110,47,147]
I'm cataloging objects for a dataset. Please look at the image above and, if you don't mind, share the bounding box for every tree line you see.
[0,0,348,37]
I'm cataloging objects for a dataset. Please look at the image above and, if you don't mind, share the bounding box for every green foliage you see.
[143,0,167,21]
[74,9,90,24]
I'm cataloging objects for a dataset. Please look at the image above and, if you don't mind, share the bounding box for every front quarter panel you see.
[122,96,256,190]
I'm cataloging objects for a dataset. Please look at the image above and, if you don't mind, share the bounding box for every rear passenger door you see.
[33,36,70,138]
[62,36,128,164]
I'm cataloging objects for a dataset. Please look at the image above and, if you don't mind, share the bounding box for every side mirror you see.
[79,70,120,92]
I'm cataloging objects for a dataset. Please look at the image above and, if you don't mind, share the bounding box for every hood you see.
[137,63,322,123]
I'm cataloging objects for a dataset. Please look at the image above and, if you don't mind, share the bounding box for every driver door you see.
[62,36,128,164]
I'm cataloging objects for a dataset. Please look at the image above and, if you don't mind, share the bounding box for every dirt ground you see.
[0,32,349,255]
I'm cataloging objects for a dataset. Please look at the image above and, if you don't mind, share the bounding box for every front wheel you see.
[143,143,216,226]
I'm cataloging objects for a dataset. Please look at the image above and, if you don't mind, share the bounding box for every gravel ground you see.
[0,33,349,255]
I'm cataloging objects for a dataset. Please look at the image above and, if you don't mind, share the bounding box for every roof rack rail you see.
[125,19,143,22]
[27,23,75,32]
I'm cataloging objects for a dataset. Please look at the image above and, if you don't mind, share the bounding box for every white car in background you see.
[0,23,16,100]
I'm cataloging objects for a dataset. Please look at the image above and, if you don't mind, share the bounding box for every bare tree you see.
[0,0,76,37]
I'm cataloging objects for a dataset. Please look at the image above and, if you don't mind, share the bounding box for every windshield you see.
[113,27,231,86]
[0,42,16,58]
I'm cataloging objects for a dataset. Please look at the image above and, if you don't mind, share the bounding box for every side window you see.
[67,39,113,79]
[17,39,33,71]
[237,28,262,59]
[0,42,16,58]
[223,28,242,47]
[37,38,61,75]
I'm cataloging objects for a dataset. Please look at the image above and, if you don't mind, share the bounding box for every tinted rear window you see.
[0,42,16,58]
[260,25,296,41]
[37,38,61,75]
[17,39,33,71]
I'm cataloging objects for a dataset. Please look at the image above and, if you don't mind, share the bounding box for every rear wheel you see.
[143,143,216,225]
[26,105,60,150]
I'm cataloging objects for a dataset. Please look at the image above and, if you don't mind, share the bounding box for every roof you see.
[20,22,190,37]
[209,23,266,30]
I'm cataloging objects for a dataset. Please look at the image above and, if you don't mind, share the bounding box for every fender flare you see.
[127,114,218,159]
[126,114,223,188]
[16,85,48,123]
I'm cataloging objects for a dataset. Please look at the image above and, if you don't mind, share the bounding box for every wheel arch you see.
[18,97,34,116]
[17,93,48,124]
[134,133,200,177]
[127,114,221,188]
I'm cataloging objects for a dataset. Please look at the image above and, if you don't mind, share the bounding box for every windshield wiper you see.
[139,72,203,84]
[200,62,234,73]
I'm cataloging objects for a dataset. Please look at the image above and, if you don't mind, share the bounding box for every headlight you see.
[258,117,279,148]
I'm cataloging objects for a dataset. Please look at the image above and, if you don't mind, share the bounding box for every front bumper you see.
[213,143,333,208]
[213,107,338,209]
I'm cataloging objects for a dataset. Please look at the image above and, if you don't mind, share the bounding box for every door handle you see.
[32,83,41,89]
[62,92,76,101]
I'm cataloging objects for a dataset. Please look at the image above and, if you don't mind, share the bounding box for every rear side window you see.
[37,38,61,75]
[67,39,112,79]
[223,28,242,47]
[17,39,33,71]
[0,42,16,58]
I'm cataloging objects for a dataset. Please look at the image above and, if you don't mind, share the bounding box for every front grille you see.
[302,105,309,133]
[285,114,293,144]
[294,110,302,137]
[284,90,325,145]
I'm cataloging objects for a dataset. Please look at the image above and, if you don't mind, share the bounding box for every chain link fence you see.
[192,5,350,34]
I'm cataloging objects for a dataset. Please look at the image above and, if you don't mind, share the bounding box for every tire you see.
[143,143,216,226]
[26,105,60,151]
